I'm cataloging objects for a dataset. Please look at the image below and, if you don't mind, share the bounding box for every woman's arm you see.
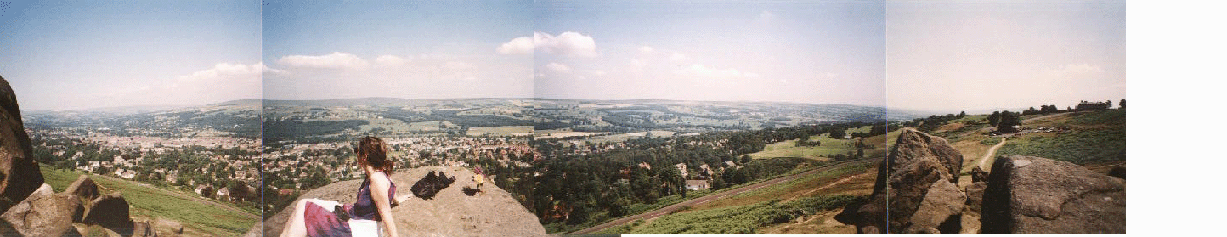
[368,172,399,237]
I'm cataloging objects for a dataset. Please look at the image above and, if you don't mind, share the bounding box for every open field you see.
[748,134,855,160]
[40,165,259,236]
[465,126,533,136]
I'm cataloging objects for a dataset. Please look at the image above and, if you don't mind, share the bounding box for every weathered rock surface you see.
[254,166,547,237]
[83,193,134,229]
[0,189,85,237]
[981,155,1126,234]
[65,174,102,202]
[964,181,988,213]
[970,166,989,183]
[847,128,966,233]
[0,76,44,213]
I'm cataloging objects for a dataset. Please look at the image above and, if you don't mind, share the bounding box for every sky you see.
[0,1,261,111]
[886,0,1126,112]
[531,0,887,106]
[261,0,535,100]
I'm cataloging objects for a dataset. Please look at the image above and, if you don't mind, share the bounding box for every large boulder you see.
[0,76,44,213]
[851,128,966,233]
[0,189,85,237]
[65,175,101,202]
[981,155,1125,234]
[82,193,134,229]
[254,166,547,237]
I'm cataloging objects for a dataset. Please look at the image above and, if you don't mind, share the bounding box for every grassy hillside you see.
[40,165,259,236]
[749,133,886,161]
[997,109,1126,164]
[600,195,860,234]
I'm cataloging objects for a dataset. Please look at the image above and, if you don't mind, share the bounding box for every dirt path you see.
[979,138,1007,170]
[572,161,861,235]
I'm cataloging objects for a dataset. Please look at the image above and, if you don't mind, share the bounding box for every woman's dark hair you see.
[356,136,394,174]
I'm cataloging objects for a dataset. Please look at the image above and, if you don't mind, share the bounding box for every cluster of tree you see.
[1075,100,1114,111]
[901,113,966,133]
[1022,105,1062,115]
[987,110,1023,133]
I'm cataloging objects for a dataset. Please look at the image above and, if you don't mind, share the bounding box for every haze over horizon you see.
[886,0,1125,112]
[1,1,261,111]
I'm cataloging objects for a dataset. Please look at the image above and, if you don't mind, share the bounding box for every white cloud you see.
[496,36,535,55]
[497,31,598,57]
[277,52,370,70]
[638,46,655,54]
[546,62,571,73]
[178,63,264,83]
[670,53,689,62]
[374,55,408,67]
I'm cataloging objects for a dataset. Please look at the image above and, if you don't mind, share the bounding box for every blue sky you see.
[531,0,887,105]
[261,0,535,100]
[1,0,1124,111]
[1,0,261,111]
[887,0,1126,111]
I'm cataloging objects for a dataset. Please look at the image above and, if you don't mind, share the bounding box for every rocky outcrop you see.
[848,128,966,233]
[254,166,547,237]
[0,76,44,213]
[981,155,1125,234]
[83,193,134,229]
[1,185,85,237]
[65,175,102,202]
[970,166,989,183]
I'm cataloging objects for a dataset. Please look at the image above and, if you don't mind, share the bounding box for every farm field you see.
[465,126,534,136]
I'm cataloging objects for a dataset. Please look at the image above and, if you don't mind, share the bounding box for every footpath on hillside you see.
[979,138,1007,170]
[572,160,867,235]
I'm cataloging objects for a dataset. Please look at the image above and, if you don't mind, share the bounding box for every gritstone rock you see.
[849,128,966,233]
[981,155,1125,234]
[0,76,44,213]
[82,193,134,229]
[65,175,101,202]
[254,166,547,237]
[0,190,85,237]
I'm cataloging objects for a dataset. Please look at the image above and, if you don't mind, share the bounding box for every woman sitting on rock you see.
[281,136,400,237]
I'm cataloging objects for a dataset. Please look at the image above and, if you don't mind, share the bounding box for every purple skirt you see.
[304,202,351,237]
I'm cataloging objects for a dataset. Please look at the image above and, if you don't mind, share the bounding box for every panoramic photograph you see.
[1,0,1132,236]
[1,1,262,236]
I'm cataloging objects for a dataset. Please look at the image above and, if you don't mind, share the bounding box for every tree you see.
[1106,100,1113,109]
[829,128,846,139]
[1119,99,1126,109]
[988,111,1002,126]
[958,111,966,118]
[997,110,1021,133]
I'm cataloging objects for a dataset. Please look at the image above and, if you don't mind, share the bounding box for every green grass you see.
[748,134,855,160]
[40,165,258,235]
[995,110,1125,164]
[996,128,1125,164]
[621,195,861,234]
